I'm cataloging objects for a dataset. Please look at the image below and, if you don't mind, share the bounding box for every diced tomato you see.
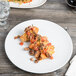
[34,38,37,42]
[24,2,26,3]
[27,31,30,35]
[34,47,38,51]
[30,39,33,43]
[19,42,23,46]
[30,0,32,2]
[47,43,51,46]
[41,36,47,42]
[31,28,34,31]
[50,56,53,60]
[30,37,37,43]
[34,39,36,42]
[30,39,36,43]
[44,49,48,53]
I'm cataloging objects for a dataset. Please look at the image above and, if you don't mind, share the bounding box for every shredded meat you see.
[29,50,35,56]
[34,60,39,63]
[24,47,29,51]
[30,58,34,61]
[14,35,20,39]
[35,51,40,58]
[45,52,51,58]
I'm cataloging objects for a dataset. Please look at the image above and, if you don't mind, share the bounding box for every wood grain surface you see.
[0,0,76,76]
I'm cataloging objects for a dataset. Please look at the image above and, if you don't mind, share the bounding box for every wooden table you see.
[0,0,76,76]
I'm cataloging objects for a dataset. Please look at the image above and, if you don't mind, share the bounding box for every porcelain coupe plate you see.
[9,0,47,8]
[5,19,73,74]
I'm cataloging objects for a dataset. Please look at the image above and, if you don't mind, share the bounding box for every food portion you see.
[8,0,32,4]
[14,25,55,63]
[29,35,55,61]
[20,26,39,42]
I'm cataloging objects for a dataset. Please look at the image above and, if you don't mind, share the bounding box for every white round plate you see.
[9,0,47,8]
[5,19,73,74]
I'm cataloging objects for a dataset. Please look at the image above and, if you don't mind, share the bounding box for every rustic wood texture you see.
[0,0,76,76]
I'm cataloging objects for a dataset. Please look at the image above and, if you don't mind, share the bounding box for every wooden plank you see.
[8,8,76,24]
[10,3,69,10]
[0,73,62,76]
[47,0,65,3]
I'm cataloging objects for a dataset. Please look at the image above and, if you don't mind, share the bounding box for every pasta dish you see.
[8,0,32,4]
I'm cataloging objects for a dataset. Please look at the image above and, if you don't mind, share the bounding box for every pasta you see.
[8,0,32,4]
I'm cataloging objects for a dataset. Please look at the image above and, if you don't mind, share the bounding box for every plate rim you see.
[9,0,47,8]
[5,19,73,74]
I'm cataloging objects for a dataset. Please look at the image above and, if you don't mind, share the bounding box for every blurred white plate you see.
[5,19,73,74]
[9,0,47,8]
